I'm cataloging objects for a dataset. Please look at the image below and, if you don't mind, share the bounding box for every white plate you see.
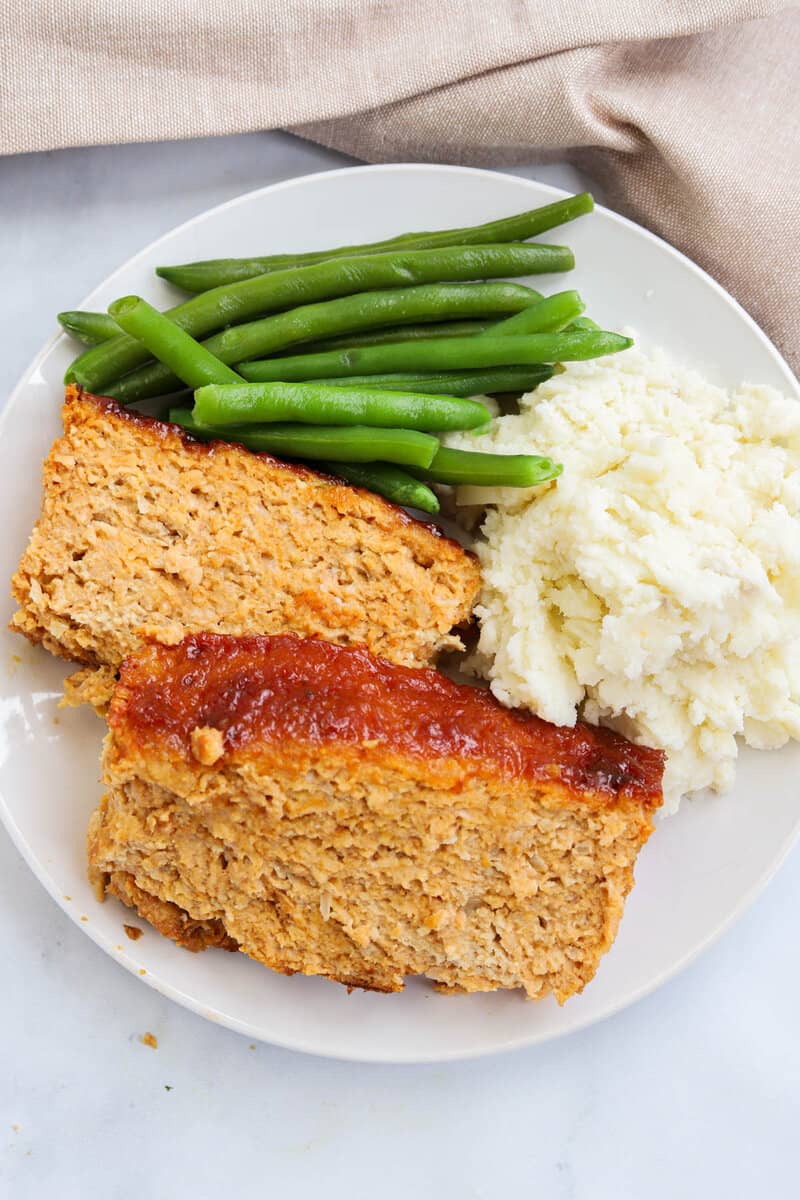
[1,164,798,1064]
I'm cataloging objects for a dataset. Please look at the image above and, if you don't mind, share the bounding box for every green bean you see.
[193,381,489,432]
[310,366,554,396]
[108,296,243,389]
[67,244,574,393]
[282,317,501,355]
[103,281,545,403]
[156,194,594,291]
[168,410,438,468]
[419,446,562,488]
[58,311,120,346]
[488,290,584,337]
[239,330,633,382]
[311,461,440,514]
[570,316,600,330]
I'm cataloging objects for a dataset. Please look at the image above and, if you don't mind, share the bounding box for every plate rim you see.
[1,161,797,1064]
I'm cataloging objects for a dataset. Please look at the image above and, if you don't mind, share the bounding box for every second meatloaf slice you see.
[11,388,479,669]
[89,633,663,1001]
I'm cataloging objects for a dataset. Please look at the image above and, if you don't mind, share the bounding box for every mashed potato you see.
[447,343,800,813]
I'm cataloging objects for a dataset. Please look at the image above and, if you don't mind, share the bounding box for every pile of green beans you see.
[286,318,501,355]
[55,192,636,510]
[66,243,574,393]
[310,366,555,397]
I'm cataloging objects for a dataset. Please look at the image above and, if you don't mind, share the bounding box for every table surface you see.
[1,132,797,1199]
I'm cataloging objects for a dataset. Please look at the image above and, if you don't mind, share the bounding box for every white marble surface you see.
[1,132,798,1199]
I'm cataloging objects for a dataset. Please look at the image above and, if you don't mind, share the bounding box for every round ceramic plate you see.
[1,164,797,1064]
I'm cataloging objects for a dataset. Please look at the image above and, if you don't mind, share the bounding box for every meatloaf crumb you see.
[60,664,118,714]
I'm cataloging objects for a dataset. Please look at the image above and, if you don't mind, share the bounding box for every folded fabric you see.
[2,1,797,368]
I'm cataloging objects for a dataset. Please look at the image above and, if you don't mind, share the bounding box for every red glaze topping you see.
[111,633,664,807]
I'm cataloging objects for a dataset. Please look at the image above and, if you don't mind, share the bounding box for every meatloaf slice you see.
[88,633,663,1001]
[11,387,479,670]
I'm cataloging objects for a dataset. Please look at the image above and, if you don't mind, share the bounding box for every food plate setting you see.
[1,164,797,1064]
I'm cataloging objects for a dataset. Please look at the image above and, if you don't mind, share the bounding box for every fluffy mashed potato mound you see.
[446,343,800,813]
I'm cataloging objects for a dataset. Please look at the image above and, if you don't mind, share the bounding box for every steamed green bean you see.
[58,311,120,347]
[108,296,242,389]
[420,446,562,487]
[238,330,633,382]
[193,381,490,432]
[314,461,440,514]
[488,290,585,337]
[169,410,439,468]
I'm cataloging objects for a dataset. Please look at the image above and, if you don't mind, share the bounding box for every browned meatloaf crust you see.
[88,633,664,1001]
[10,387,480,670]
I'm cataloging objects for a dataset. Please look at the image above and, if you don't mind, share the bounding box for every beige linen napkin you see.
[2,2,797,368]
